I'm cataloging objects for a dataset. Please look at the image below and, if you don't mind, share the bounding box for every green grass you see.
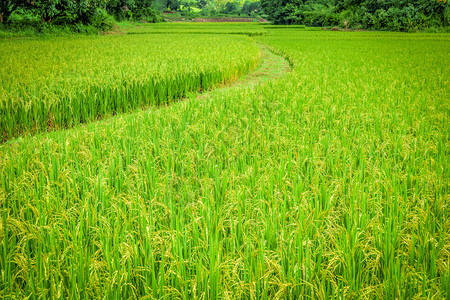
[0,24,449,299]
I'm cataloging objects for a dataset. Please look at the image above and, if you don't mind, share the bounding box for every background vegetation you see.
[0,0,162,34]
[159,0,263,21]
[261,0,449,31]
[1,0,448,33]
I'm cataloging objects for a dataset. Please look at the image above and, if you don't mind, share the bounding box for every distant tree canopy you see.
[168,0,263,17]
[6,0,444,32]
[260,0,449,30]
[221,2,239,14]
[1,0,107,26]
[0,0,162,30]
[107,0,161,22]
[241,1,263,15]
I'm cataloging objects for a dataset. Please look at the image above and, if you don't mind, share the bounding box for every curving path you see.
[198,43,291,96]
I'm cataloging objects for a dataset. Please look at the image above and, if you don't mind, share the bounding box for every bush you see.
[337,10,353,29]
[136,7,164,23]
[73,23,100,34]
[90,9,115,31]
[51,11,78,26]
[7,8,42,29]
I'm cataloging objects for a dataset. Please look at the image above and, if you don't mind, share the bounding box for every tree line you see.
[0,0,264,32]
[260,0,449,30]
[1,0,448,32]
[0,0,162,31]
[161,0,263,18]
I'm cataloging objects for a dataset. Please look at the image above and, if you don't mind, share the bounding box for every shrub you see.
[136,7,164,23]
[90,9,115,31]
[7,8,42,29]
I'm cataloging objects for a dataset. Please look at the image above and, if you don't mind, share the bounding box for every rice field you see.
[0,24,449,299]
[125,22,267,36]
[0,34,259,140]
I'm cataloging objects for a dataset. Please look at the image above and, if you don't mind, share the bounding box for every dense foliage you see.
[106,0,162,22]
[260,0,449,30]
[159,0,263,19]
[0,0,162,31]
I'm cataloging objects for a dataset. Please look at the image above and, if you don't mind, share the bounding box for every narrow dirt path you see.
[231,43,291,87]
[200,43,291,96]
[165,42,291,111]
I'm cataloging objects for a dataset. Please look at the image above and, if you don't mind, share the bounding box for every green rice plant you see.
[0,26,448,299]
[125,22,267,36]
[0,34,260,141]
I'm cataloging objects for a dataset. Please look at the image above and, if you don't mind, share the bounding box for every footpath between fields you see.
[191,43,291,101]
